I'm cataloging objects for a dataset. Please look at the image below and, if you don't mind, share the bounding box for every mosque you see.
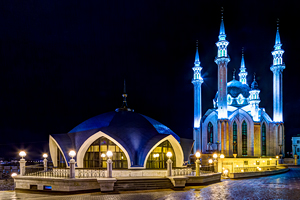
[192,16,285,158]
[48,16,285,170]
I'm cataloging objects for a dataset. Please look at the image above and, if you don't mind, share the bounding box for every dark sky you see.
[0,0,299,159]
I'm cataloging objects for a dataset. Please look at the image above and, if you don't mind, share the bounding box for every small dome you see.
[227,80,250,98]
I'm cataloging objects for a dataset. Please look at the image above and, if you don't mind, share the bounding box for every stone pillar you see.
[69,159,76,178]
[19,159,26,176]
[195,159,200,176]
[43,158,47,171]
[106,158,113,178]
[294,155,298,165]
[166,159,173,176]
[214,160,218,173]
[218,158,224,173]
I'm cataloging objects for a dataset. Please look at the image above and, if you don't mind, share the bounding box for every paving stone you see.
[1,167,300,199]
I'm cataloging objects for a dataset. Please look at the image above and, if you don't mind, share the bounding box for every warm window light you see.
[11,173,17,177]
[213,154,218,159]
[208,159,213,164]
[167,152,172,158]
[220,154,225,159]
[101,153,106,158]
[69,150,76,159]
[43,153,48,159]
[19,151,26,159]
[106,151,113,158]
[196,152,201,158]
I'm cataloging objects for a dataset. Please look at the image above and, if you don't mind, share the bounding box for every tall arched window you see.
[233,122,238,154]
[146,140,176,169]
[84,137,127,168]
[262,123,266,156]
[242,121,247,156]
[207,122,213,144]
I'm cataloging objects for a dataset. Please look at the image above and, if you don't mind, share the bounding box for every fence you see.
[233,166,277,173]
[77,168,105,178]
[24,166,70,178]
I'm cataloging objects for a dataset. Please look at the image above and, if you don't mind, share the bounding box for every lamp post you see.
[166,152,173,176]
[219,154,225,173]
[106,151,113,178]
[19,151,26,176]
[69,150,76,178]
[195,152,201,176]
[43,153,48,171]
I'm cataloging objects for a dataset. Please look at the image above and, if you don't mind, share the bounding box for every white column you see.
[166,159,173,176]
[195,159,200,176]
[43,158,48,171]
[19,159,26,176]
[69,159,76,178]
[106,159,113,178]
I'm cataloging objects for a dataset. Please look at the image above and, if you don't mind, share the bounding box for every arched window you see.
[84,137,127,169]
[233,122,238,154]
[262,123,266,156]
[146,140,176,169]
[57,147,66,168]
[242,121,247,156]
[207,122,213,144]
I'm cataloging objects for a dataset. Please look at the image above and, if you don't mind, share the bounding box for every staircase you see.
[114,177,174,191]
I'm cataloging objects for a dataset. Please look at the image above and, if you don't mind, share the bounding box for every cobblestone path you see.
[0,167,300,200]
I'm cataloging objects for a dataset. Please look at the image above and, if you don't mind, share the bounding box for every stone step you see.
[114,178,173,191]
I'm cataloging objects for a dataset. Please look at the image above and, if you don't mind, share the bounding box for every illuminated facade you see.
[193,17,285,158]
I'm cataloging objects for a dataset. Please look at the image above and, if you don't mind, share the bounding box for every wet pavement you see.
[1,167,300,200]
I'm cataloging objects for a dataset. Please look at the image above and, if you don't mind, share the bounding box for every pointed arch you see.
[242,120,247,155]
[262,123,267,156]
[207,122,214,143]
[233,121,238,154]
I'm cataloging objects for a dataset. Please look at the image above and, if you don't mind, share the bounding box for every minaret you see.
[270,20,285,122]
[249,74,260,121]
[214,8,230,154]
[238,48,248,85]
[115,79,133,112]
[192,40,204,153]
[215,9,230,119]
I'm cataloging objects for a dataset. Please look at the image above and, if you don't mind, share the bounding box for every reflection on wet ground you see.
[1,167,300,200]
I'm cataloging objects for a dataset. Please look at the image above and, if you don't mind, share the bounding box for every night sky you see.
[0,1,299,159]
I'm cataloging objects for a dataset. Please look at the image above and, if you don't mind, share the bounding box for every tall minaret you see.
[215,9,230,119]
[270,21,285,122]
[192,41,203,153]
[238,48,248,85]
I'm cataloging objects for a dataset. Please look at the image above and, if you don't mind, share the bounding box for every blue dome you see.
[227,80,250,98]
[52,111,180,167]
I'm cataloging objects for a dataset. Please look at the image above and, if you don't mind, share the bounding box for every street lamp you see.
[11,173,17,178]
[213,153,218,159]
[106,151,113,178]
[43,153,48,159]
[167,152,172,159]
[166,152,173,176]
[43,153,48,171]
[19,151,26,159]
[69,150,76,159]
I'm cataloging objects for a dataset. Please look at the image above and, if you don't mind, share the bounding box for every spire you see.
[251,73,259,90]
[218,7,226,41]
[115,79,133,112]
[194,40,200,66]
[275,18,281,47]
[238,47,248,85]
[233,68,236,80]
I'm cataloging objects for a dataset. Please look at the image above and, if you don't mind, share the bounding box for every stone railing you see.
[233,166,276,173]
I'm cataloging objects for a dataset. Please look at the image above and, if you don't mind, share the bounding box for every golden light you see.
[222,167,225,170]
[263,160,265,162]
[106,151,113,158]
[196,152,201,158]
[11,173,17,177]
[270,158,272,160]
[258,168,262,171]
[43,153,48,159]
[220,154,225,159]
[101,153,106,158]
[276,156,279,159]
[241,169,244,172]
[167,152,172,158]
[19,151,26,158]
[213,154,218,159]
[224,169,228,175]
[253,163,256,165]
[208,159,213,164]
[69,150,76,158]
[236,165,238,167]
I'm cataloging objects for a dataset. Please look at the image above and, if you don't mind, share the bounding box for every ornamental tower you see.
[192,41,203,153]
[270,21,285,122]
[215,10,230,119]
[238,48,248,85]
[249,74,260,121]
